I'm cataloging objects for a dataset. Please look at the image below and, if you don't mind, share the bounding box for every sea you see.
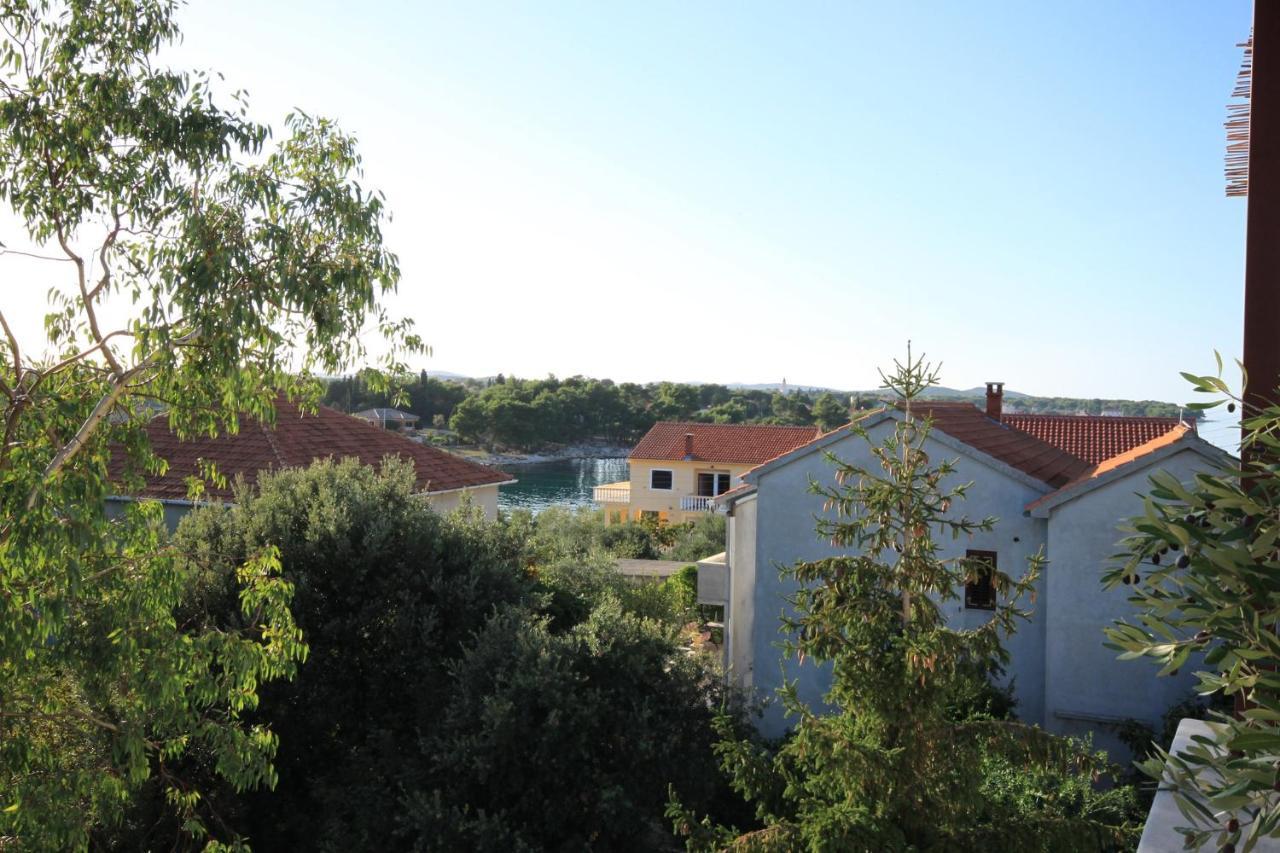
[497,457,630,514]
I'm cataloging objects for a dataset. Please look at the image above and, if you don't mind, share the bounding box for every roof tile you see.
[1001,414,1190,465]
[109,399,511,501]
[630,422,822,466]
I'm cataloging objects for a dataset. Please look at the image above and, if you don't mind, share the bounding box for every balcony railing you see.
[592,482,631,504]
[679,495,718,512]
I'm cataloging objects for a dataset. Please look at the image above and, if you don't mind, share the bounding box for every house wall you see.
[106,497,198,531]
[1041,448,1208,756]
[626,458,750,524]
[740,419,1052,739]
[425,484,500,520]
[726,494,758,688]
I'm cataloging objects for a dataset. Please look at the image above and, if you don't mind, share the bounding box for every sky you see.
[2,2,1255,409]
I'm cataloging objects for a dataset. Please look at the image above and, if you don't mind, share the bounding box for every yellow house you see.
[594,421,821,524]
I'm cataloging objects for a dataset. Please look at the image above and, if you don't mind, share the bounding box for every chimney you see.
[985,382,1004,422]
[684,432,694,460]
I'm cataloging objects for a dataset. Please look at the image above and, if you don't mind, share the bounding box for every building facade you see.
[594,421,821,524]
[715,391,1223,759]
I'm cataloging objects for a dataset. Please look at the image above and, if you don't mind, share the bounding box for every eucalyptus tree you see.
[0,2,418,848]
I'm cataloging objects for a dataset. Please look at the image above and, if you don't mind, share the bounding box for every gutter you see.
[107,479,519,507]
[414,479,517,497]
[107,494,209,508]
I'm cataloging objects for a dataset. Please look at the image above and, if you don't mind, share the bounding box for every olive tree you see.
[0,2,417,848]
[1105,362,1280,852]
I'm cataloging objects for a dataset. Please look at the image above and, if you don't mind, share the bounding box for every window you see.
[964,550,997,610]
[696,472,732,497]
[649,469,674,490]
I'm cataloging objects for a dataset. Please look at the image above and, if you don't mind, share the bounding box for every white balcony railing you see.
[592,482,631,504]
[679,495,718,512]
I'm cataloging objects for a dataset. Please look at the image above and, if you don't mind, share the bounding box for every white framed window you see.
[649,468,674,490]
[696,471,731,497]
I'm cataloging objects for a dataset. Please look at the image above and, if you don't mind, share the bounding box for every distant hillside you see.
[727,382,836,393]
[920,386,1031,401]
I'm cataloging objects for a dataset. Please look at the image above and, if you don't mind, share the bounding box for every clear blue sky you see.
[9,2,1255,407]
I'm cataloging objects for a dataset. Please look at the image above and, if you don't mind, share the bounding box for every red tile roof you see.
[910,403,1091,488]
[109,399,512,501]
[1024,425,1194,513]
[1000,414,1191,465]
[630,422,822,466]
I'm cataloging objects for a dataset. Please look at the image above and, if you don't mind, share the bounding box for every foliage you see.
[1102,360,1280,851]
[126,459,528,851]
[325,369,467,424]
[670,348,1133,851]
[108,459,744,851]
[401,598,738,851]
[669,513,730,562]
[507,505,726,568]
[976,744,1143,852]
[664,564,700,615]
[323,372,1194,453]
[0,3,416,848]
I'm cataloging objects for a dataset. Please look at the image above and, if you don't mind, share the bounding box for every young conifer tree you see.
[672,347,1134,851]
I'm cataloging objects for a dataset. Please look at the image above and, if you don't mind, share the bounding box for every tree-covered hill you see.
[324,372,1196,453]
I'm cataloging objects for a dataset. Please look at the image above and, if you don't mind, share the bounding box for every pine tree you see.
[671,347,1136,852]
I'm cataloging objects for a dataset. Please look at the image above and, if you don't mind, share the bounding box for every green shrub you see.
[104,459,742,851]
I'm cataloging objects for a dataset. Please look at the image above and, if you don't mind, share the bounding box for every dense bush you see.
[105,459,744,851]
[399,598,737,850]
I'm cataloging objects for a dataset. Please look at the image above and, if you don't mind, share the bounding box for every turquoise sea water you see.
[498,457,630,513]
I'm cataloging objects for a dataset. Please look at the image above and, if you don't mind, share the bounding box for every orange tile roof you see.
[109,399,512,502]
[630,422,822,466]
[1024,425,1194,513]
[909,403,1091,488]
[1001,414,1191,465]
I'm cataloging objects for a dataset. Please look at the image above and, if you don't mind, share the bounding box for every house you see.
[107,397,513,525]
[712,383,1227,757]
[593,421,822,524]
[353,407,420,431]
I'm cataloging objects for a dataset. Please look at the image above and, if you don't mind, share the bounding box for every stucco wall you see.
[628,459,748,522]
[426,484,500,520]
[106,497,198,531]
[743,419,1053,738]
[727,494,758,688]
[1041,448,1209,755]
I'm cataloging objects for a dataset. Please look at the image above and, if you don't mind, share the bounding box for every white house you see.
[713,384,1229,757]
[353,407,421,431]
[107,397,514,525]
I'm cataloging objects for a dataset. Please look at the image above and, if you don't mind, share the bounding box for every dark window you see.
[650,469,673,490]
[696,472,731,497]
[965,550,997,610]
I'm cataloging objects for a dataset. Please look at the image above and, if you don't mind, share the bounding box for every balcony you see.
[679,495,718,512]
[592,481,630,504]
